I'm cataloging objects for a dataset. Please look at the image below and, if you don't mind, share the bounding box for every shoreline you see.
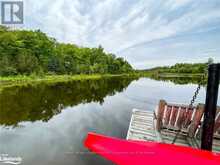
[0,73,204,90]
[155,73,204,78]
[0,74,139,90]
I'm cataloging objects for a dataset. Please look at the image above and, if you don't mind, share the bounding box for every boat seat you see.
[155,100,205,138]
[154,100,220,151]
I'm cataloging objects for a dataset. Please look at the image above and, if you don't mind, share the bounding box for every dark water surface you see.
[0,77,219,165]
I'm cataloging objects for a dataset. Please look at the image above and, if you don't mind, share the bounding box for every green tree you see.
[0,26,133,76]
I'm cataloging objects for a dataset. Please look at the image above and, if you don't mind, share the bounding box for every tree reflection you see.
[0,77,137,127]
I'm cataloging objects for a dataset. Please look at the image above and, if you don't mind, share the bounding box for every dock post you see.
[201,63,220,151]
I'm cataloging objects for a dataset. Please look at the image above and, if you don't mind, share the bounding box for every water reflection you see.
[0,77,138,127]
[1,77,217,165]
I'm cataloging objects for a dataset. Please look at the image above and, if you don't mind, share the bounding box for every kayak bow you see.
[84,132,220,165]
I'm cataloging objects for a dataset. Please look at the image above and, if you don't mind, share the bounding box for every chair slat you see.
[214,112,220,133]
[170,106,179,127]
[188,104,204,137]
[164,105,172,126]
[183,108,193,129]
[176,107,187,128]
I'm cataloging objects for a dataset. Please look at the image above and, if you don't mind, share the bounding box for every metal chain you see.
[189,73,207,108]
[189,62,210,107]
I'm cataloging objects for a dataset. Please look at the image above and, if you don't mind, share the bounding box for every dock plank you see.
[127,109,159,142]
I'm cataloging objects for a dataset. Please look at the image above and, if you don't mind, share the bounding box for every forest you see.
[0,25,133,76]
[144,62,212,74]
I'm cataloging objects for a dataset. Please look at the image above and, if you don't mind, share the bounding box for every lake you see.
[0,77,219,165]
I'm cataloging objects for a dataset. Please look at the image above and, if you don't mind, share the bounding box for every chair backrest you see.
[156,100,204,137]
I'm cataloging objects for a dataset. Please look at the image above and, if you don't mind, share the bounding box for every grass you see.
[0,73,139,90]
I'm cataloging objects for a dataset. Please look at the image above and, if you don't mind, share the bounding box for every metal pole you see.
[201,63,220,151]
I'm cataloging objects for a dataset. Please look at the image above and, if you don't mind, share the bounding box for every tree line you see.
[0,26,133,76]
[144,61,213,74]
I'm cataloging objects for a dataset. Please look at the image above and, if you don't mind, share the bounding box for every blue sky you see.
[3,0,220,69]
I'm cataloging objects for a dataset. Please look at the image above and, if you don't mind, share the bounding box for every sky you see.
[2,0,220,69]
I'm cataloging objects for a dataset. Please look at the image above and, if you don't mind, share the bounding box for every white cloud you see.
[166,0,194,9]
[9,0,220,69]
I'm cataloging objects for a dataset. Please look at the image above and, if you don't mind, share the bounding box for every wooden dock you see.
[126,109,161,142]
[127,108,220,153]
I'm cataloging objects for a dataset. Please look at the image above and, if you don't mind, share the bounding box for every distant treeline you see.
[0,26,133,76]
[150,76,203,85]
[144,62,212,74]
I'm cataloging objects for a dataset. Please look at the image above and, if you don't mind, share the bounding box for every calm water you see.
[0,77,219,165]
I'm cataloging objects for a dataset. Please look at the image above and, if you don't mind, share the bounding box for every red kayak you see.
[84,132,220,165]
